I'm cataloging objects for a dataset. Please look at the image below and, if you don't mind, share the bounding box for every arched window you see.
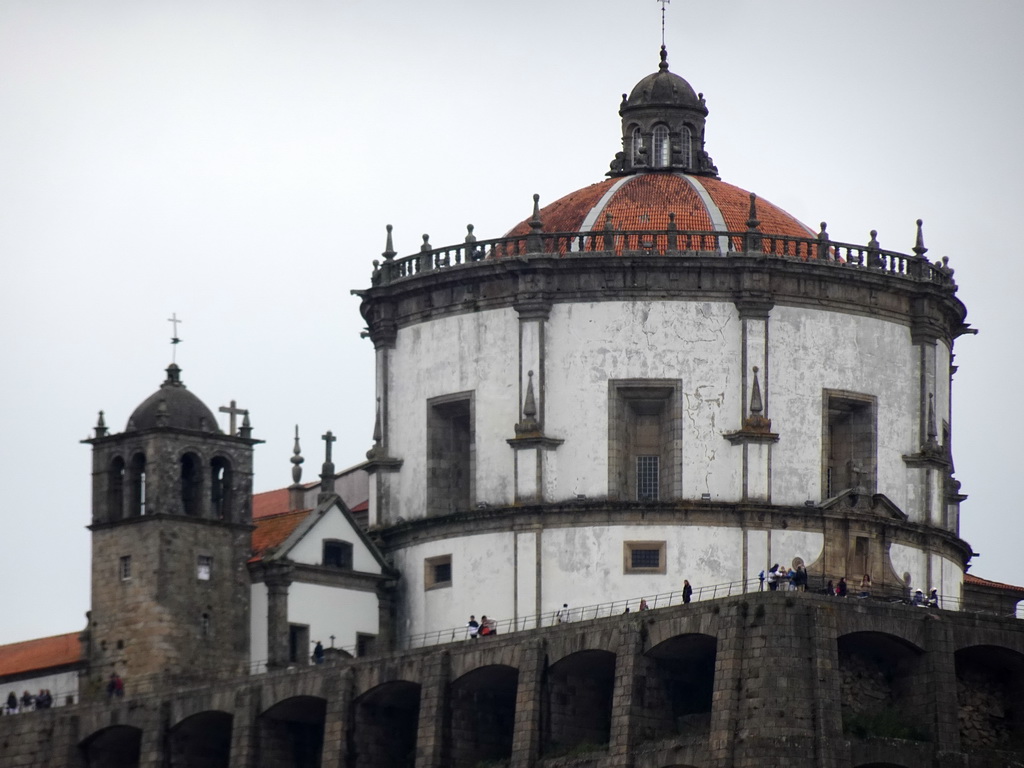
[181,453,202,516]
[630,127,643,166]
[108,457,125,522]
[680,125,692,167]
[129,453,146,517]
[210,457,233,520]
[652,125,670,168]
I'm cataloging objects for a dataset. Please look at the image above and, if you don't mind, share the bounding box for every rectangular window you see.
[609,381,681,501]
[636,455,660,501]
[119,555,132,581]
[323,540,353,569]
[427,394,474,516]
[822,390,877,498]
[624,541,667,574]
[425,554,453,590]
[356,633,376,657]
[197,555,212,581]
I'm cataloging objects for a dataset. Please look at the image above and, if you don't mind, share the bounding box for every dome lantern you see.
[608,46,718,178]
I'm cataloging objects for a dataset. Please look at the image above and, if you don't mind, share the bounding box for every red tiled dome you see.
[506,173,814,241]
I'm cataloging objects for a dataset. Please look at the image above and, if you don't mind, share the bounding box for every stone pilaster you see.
[264,564,294,669]
[320,667,355,768]
[415,650,451,768]
[924,619,962,758]
[607,618,650,767]
[808,602,847,768]
[708,601,745,768]
[511,639,546,768]
[137,701,169,768]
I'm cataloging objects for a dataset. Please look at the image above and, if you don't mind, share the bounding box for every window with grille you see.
[653,125,670,167]
[636,455,660,500]
[119,555,132,581]
[624,541,667,574]
[323,540,353,569]
[425,554,453,589]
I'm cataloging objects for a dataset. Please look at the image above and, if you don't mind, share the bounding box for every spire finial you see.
[514,371,540,435]
[382,224,396,260]
[913,219,928,259]
[749,366,763,415]
[291,426,304,484]
[658,0,671,49]
[659,44,669,72]
[94,410,108,438]
[167,313,183,363]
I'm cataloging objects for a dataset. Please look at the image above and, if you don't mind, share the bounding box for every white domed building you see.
[355,47,972,641]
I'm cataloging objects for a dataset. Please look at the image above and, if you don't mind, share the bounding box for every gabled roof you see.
[965,573,1024,594]
[261,494,393,576]
[817,490,908,521]
[0,632,83,678]
[250,509,310,562]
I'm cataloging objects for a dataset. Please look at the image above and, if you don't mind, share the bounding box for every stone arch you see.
[450,664,519,768]
[350,680,421,768]
[955,644,1024,751]
[128,452,146,516]
[641,632,717,743]
[79,724,142,768]
[542,649,615,759]
[258,695,326,768]
[180,451,203,516]
[209,455,233,520]
[107,455,125,521]
[167,710,232,768]
[837,631,929,742]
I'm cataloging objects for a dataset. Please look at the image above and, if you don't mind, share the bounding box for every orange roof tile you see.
[965,573,1024,594]
[250,509,309,562]
[0,632,83,678]
[253,487,290,519]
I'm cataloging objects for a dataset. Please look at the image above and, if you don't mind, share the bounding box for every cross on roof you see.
[168,313,183,362]
[658,0,670,46]
[322,430,336,463]
[219,400,248,436]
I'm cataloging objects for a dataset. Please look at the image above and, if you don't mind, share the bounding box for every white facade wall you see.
[287,509,382,573]
[288,582,379,658]
[386,299,934,517]
[395,524,824,637]
[387,310,520,520]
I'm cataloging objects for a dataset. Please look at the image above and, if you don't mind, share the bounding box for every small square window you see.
[425,555,452,590]
[323,540,353,569]
[624,541,667,574]
[119,555,132,581]
[197,555,212,581]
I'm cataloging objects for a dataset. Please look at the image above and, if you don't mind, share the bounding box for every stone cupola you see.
[608,46,718,177]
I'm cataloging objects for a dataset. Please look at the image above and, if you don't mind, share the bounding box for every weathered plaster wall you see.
[249,583,268,668]
[288,582,379,655]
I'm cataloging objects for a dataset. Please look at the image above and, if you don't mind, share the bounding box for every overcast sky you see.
[1,1,1021,646]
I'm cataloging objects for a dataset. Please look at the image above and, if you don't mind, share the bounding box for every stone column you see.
[512,298,559,503]
[320,667,355,768]
[137,701,169,768]
[708,602,745,768]
[263,564,294,669]
[511,639,546,768]
[607,618,660,766]
[416,650,451,768]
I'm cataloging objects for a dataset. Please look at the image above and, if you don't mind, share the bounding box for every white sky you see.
[1,1,1022,646]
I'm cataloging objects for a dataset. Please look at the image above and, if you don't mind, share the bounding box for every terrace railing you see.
[369,226,955,289]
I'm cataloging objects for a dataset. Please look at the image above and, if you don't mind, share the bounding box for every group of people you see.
[911,588,940,608]
[761,564,809,591]
[4,689,54,715]
[106,673,124,699]
[466,615,497,639]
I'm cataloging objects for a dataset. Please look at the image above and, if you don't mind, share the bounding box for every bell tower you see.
[82,363,260,697]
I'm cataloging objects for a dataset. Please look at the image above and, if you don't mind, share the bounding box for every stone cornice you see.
[356,253,967,347]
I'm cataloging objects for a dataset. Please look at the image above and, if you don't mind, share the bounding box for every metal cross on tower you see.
[168,313,183,362]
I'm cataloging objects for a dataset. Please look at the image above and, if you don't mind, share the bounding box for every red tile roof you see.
[504,172,814,256]
[0,632,83,678]
[253,487,290,519]
[965,573,1024,594]
[250,509,309,562]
